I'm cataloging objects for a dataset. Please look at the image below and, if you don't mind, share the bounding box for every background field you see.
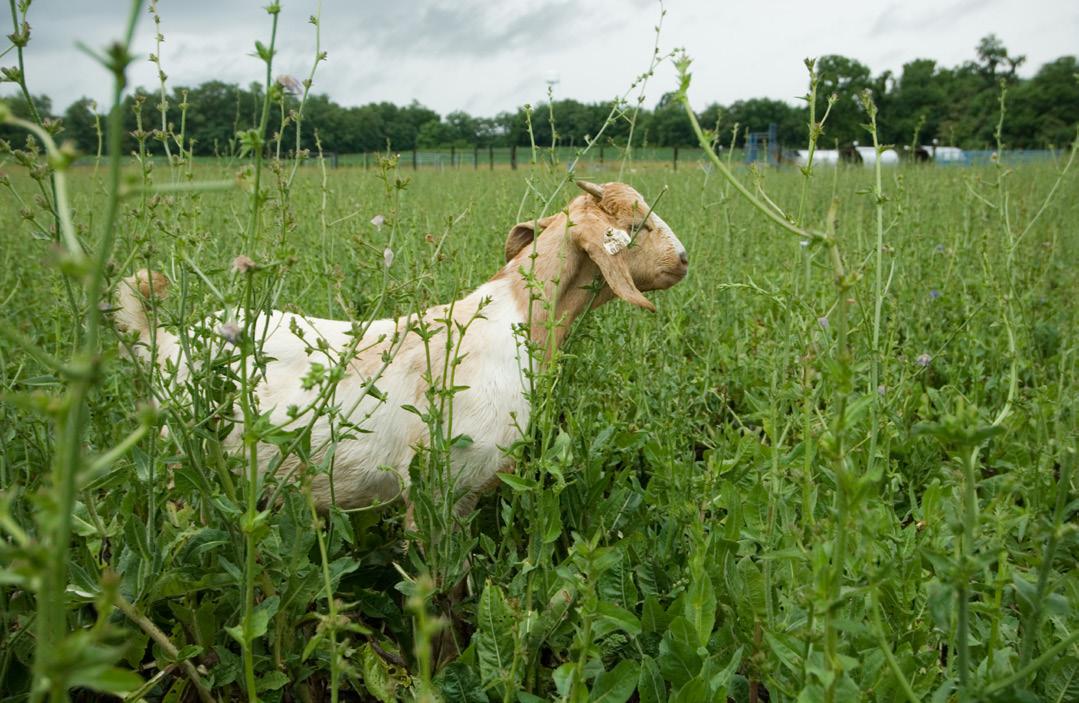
[1,148,1078,702]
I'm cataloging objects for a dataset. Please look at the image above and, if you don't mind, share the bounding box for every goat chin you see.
[118,273,531,512]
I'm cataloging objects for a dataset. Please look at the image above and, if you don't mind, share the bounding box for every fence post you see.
[331,152,338,169]
[511,144,517,170]
[364,152,369,170]
[450,145,456,169]
[599,144,604,165]
[412,149,418,170]
[673,145,679,171]
[473,146,478,170]
[489,145,494,170]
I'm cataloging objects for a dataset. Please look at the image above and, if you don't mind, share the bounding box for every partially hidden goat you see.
[115,180,688,512]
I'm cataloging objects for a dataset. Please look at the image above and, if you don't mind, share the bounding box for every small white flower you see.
[383,247,394,269]
[370,214,385,230]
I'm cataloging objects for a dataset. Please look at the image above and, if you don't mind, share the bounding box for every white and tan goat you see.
[116,181,688,512]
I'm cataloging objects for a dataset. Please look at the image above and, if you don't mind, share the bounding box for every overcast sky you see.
[19,0,1079,116]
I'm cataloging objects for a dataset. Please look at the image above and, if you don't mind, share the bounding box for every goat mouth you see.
[654,265,688,289]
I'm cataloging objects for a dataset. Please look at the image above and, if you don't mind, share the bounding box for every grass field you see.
[2,140,1078,703]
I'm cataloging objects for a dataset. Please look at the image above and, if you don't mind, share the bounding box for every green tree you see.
[1007,56,1079,147]
[0,92,52,147]
[815,54,873,145]
[722,98,803,147]
[975,33,1026,83]
[886,59,947,146]
[60,97,100,155]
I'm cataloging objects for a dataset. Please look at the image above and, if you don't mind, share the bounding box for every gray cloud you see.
[871,0,998,36]
[10,0,1078,117]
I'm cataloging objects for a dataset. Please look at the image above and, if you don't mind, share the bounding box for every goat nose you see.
[679,250,689,266]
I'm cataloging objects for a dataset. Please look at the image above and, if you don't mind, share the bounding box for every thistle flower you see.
[916,353,931,367]
[276,74,303,96]
[232,254,256,273]
[218,321,242,345]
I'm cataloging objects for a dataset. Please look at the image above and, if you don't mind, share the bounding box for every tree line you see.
[3,35,1076,158]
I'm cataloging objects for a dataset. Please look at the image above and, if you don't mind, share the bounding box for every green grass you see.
[1,152,1077,702]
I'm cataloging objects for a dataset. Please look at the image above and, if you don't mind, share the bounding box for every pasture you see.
[2,135,1077,703]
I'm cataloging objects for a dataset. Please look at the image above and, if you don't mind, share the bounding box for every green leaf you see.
[684,557,716,646]
[590,659,640,703]
[642,595,669,634]
[736,556,766,618]
[702,646,743,697]
[257,670,289,691]
[435,662,487,703]
[540,491,563,543]
[638,655,667,703]
[360,642,398,703]
[553,662,576,698]
[669,675,709,703]
[225,595,279,645]
[1045,657,1079,703]
[476,582,516,686]
[658,616,702,688]
[594,601,642,637]
[763,630,801,674]
[69,666,143,695]
[498,473,539,492]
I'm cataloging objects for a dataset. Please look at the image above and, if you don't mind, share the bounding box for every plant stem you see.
[114,595,216,703]
[956,448,978,701]
[27,2,145,700]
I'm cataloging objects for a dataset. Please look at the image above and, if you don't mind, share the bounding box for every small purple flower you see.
[916,353,931,367]
[370,214,385,230]
[877,384,887,396]
[218,321,242,345]
[935,244,945,254]
[929,289,941,300]
[276,74,303,96]
[817,316,829,330]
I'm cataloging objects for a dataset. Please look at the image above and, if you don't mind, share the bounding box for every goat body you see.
[116,181,687,511]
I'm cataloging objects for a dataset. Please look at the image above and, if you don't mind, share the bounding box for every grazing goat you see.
[115,180,688,513]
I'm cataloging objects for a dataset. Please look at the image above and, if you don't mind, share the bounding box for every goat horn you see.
[575,180,605,200]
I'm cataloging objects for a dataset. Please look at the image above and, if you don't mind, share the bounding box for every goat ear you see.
[504,214,557,262]
[579,225,655,312]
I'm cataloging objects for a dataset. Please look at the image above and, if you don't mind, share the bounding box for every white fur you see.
[652,213,686,261]
[127,277,530,510]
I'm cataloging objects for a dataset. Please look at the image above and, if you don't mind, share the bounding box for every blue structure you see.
[745,123,779,165]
